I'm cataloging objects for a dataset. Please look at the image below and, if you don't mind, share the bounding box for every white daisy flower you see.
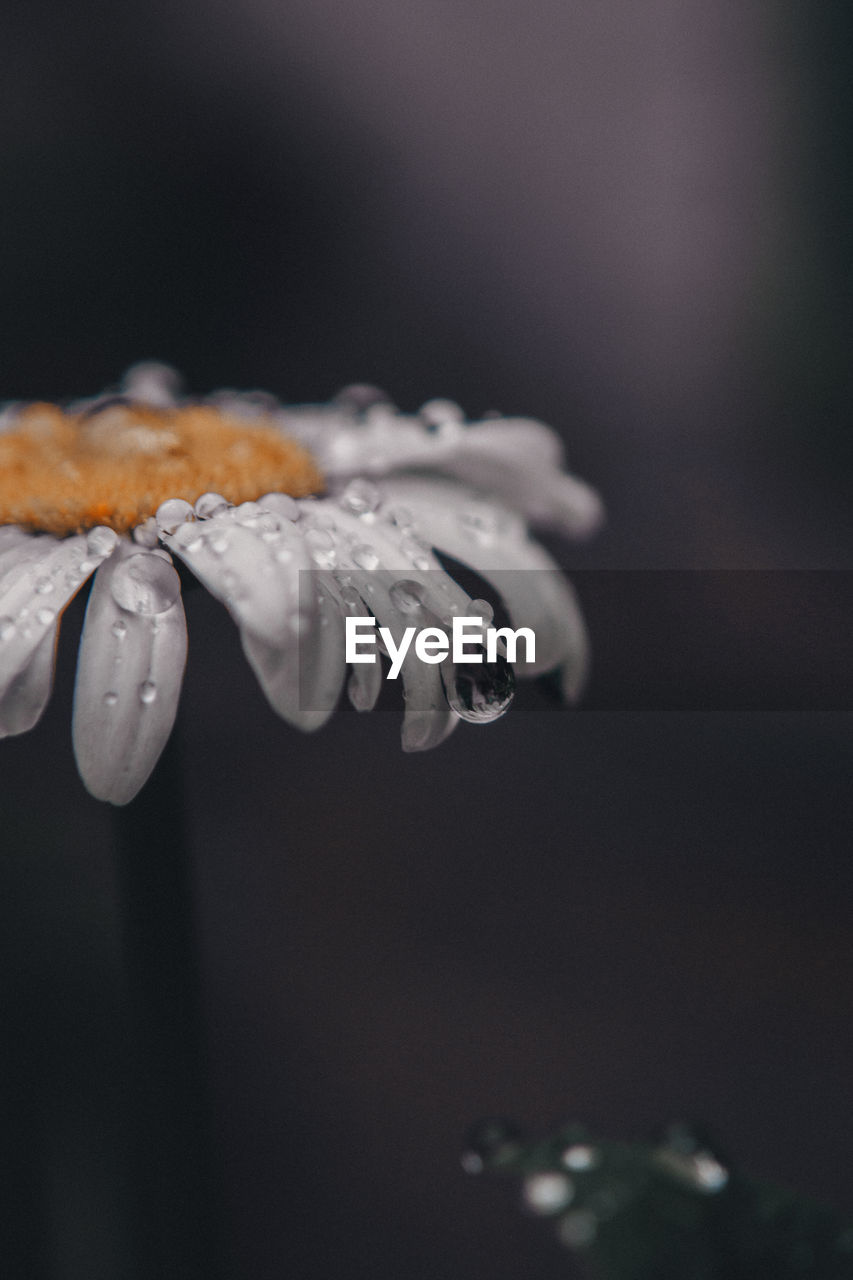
[0,364,602,805]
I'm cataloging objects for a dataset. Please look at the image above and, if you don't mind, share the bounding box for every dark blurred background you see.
[2,2,853,1277]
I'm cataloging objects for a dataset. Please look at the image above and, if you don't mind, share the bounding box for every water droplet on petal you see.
[103,691,118,707]
[442,650,515,723]
[419,398,465,433]
[460,507,498,546]
[469,597,494,625]
[305,527,337,568]
[139,680,157,704]
[87,525,119,557]
[340,478,382,516]
[194,492,228,520]
[36,607,55,626]
[34,576,54,595]
[400,534,431,568]
[221,569,242,596]
[389,580,424,614]
[259,492,299,521]
[387,504,414,530]
[156,498,194,534]
[110,554,181,615]
[234,500,263,525]
[0,616,16,640]
[207,531,230,557]
[173,523,204,553]
[352,544,379,570]
[522,1173,574,1216]
[334,383,391,412]
[275,546,293,564]
[132,519,159,548]
[111,618,128,639]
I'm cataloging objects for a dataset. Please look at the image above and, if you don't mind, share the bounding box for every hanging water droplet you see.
[352,544,379,570]
[259,492,300,521]
[87,525,119,558]
[34,576,54,595]
[442,649,515,723]
[132,519,159,548]
[110,553,181,615]
[111,618,128,639]
[340,478,382,516]
[156,498,194,534]
[139,680,157,704]
[0,616,16,640]
[103,691,118,707]
[36,607,56,626]
[389,580,425,615]
[194,492,228,520]
[469,597,494,625]
[522,1173,574,1216]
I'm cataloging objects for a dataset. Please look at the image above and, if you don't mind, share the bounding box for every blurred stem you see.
[113,727,226,1280]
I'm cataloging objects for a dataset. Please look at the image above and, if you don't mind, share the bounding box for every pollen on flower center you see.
[0,400,324,535]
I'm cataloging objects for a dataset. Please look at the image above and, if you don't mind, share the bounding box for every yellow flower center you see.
[0,400,324,535]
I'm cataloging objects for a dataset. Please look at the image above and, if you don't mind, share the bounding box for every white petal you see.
[0,533,56,584]
[374,476,590,695]
[0,534,108,700]
[0,622,58,737]
[336,584,383,713]
[0,526,32,556]
[290,408,603,537]
[240,577,346,731]
[299,497,470,749]
[164,510,309,645]
[357,573,457,751]
[72,545,187,805]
